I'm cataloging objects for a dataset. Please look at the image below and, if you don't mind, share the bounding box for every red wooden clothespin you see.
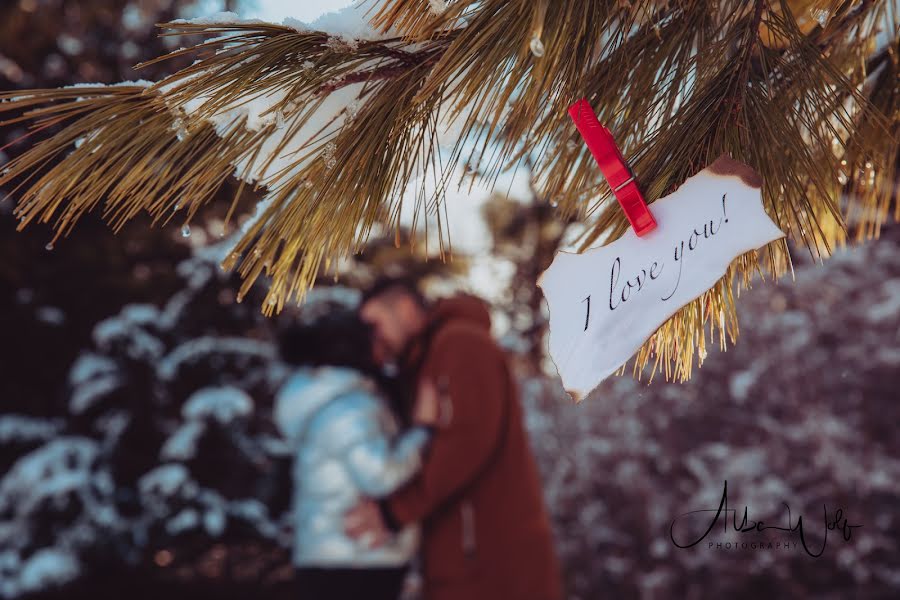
[568,98,657,237]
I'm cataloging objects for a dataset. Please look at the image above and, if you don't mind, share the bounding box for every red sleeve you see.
[386,327,507,524]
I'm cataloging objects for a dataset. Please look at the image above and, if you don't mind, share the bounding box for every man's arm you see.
[383,327,508,526]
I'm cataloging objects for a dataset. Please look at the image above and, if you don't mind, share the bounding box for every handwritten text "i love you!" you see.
[538,156,785,402]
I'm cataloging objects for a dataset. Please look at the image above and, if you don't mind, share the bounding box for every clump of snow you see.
[165,508,199,535]
[0,438,100,515]
[92,304,166,361]
[228,498,279,538]
[284,1,401,43]
[156,336,276,381]
[183,386,253,424]
[16,549,80,596]
[0,415,62,445]
[69,374,122,415]
[324,35,358,52]
[203,506,226,536]
[69,353,123,415]
[139,464,193,499]
[0,551,21,598]
[170,11,268,27]
[62,80,153,90]
[175,254,218,288]
[160,421,205,461]
[68,354,118,387]
[429,0,449,15]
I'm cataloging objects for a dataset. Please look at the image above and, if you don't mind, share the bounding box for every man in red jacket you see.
[346,276,562,600]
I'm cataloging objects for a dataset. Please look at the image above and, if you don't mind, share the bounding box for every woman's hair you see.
[277,309,410,424]
[277,309,377,376]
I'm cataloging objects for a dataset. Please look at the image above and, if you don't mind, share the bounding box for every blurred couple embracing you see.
[274,276,562,600]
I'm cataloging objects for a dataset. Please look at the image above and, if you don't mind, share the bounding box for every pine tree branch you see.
[0,0,895,384]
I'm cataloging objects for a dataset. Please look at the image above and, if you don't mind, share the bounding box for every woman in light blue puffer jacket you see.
[274,311,432,600]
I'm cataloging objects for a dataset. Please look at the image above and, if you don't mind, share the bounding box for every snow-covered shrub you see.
[0,247,368,596]
[0,437,119,598]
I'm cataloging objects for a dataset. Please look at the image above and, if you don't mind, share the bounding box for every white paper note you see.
[538,155,785,401]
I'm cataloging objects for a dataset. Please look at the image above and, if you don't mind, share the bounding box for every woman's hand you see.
[413,377,440,426]
[344,499,390,548]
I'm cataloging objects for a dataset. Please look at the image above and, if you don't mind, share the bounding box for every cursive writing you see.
[590,193,731,330]
[669,480,861,558]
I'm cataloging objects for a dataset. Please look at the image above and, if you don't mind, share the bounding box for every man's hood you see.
[428,293,492,331]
